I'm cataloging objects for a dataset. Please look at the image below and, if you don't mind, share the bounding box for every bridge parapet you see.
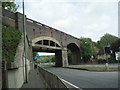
[26,18,81,48]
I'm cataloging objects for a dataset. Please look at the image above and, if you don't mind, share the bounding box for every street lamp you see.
[23,0,28,83]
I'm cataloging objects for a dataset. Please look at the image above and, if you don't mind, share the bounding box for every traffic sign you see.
[34,56,41,59]
[115,52,120,60]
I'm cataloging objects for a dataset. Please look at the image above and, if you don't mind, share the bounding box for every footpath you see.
[21,68,47,89]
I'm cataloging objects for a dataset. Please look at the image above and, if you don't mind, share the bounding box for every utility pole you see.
[23,0,28,83]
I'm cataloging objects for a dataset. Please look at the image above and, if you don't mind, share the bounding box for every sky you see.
[15,0,119,56]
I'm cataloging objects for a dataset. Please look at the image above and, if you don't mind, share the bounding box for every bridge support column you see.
[55,50,62,67]
[62,48,68,67]
[72,50,80,64]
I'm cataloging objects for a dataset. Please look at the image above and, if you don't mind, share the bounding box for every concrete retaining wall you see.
[7,59,30,88]
[38,66,68,89]
[7,35,31,88]
[0,60,2,89]
[38,66,80,89]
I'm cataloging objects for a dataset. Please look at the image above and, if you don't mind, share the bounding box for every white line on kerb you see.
[61,78,80,89]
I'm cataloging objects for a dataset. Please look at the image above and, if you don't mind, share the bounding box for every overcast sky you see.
[16,0,119,56]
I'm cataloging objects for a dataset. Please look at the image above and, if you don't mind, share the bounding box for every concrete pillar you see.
[72,49,80,65]
[16,12,26,32]
[29,42,34,70]
[55,48,68,67]
[62,48,68,67]
[55,50,62,67]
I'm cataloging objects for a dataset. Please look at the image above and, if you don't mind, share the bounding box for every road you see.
[39,65,118,89]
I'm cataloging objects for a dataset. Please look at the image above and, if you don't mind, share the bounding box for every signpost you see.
[115,52,120,60]
[115,52,120,61]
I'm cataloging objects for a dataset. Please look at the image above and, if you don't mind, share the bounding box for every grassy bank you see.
[64,65,118,72]
[2,25,22,64]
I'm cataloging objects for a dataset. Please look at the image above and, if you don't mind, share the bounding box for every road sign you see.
[34,56,41,59]
[115,52,120,60]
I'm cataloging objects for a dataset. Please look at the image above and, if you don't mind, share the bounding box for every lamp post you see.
[23,0,27,83]
[104,43,111,70]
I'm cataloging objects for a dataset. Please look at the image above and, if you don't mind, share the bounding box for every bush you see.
[108,55,117,63]
[2,25,22,64]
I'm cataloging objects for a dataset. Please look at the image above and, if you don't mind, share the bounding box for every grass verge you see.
[64,65,118,72]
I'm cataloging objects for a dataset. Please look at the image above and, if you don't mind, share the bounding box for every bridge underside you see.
[32,46,63,67]
[32,42,81,67]
[67,43,81,65]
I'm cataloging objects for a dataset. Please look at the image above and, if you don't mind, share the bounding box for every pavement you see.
[21,68,47,89]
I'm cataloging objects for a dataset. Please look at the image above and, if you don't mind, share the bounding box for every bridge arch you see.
[32,36,61,47]
[67,43,81,65]
[32,36,63,67]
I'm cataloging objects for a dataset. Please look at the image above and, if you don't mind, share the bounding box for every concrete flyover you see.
[2,8,82,67]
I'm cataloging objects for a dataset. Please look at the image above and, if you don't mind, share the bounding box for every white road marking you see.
[61,78,81,89]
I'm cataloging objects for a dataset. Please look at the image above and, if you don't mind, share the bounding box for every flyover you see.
[2,8,82,67]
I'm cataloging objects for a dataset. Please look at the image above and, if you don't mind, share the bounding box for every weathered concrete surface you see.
[38,65,68,89]
[0,7,2,90]
[7,35,31,88]
[0,60,2,89]
[21,69,47,89]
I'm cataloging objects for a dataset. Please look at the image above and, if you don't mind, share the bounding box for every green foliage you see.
[51,56,55,62]
[36,55,55,63]
[1,1,19,13]
[97,33,119,49]
[2,25,22,63]
[80,38,95,61]
[110,39,120,63]
[108,55,117,63]
[96,33,119,63]
[33,52,38,57]
[111,39,120,52]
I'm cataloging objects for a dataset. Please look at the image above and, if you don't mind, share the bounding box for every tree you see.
[97,33,119,49]
[109,39,120,63]
[51,56,55,62]
[111,39,120,52]
[96,33,119,63]
[80,38,95,62]
[1,1,18,12]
